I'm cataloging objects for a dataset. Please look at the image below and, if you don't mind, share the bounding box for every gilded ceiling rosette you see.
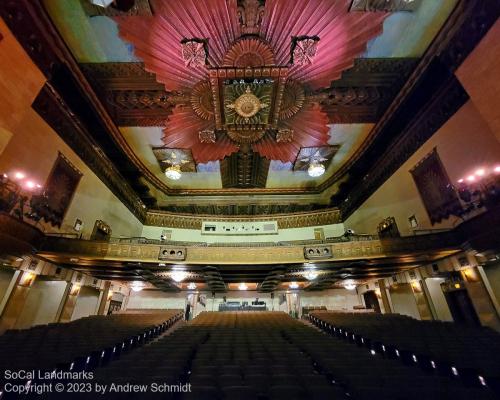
[116,0,387,164]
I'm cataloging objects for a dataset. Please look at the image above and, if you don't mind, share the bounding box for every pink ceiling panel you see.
[116,0,241,91]
[260,0,387,88]
[253,103,330,162]
[163,106,238,163]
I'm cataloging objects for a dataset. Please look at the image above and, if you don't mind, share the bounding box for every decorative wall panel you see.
[43,153,82,226]
[410,148,463,225]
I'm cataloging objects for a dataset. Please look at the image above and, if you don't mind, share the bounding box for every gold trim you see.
[145,208,342,229]
[38,237,461,266]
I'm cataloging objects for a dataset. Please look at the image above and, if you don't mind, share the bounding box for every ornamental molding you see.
[350,0,420,12]
[145,208,341,229]
[236,0,265,35]
[80,0,153,16]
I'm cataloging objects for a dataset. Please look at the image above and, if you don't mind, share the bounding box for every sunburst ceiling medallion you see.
[226,85,269,121]
[116,0,387,164]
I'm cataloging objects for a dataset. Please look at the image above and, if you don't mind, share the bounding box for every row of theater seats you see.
[309,311,500,394]
[0,310,183,376]
[83,311,495,399]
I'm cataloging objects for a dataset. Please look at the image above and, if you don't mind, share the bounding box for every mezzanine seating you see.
[310,311,500,394]
[0,310,182,377]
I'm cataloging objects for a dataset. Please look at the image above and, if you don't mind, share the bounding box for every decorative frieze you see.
[145,208,341,229]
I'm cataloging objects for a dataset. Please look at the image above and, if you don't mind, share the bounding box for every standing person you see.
[185,302,191,321]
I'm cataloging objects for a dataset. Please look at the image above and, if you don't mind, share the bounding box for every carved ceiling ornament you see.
[226,127,267,144]
[199,129,217,144]
[279,80,305,120]
[116,0,389,164]
[226,86,269,121]
[350,0,420,12]
[276,128,294,143]
[190,80,214,120]
[223,79,273,127]
[180,38,209,68]
[290,36,320,66]
[236,0,266,35]
[223,37,275,67]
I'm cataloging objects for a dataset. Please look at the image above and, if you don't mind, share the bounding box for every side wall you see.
[345,101,500,236]
[0,18,142,238]
[345,20,500,236]
[71,286,100,321]
[14,280,67,329]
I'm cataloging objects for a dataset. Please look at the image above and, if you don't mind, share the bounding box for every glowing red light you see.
[475,168,485,177]
[457,179,464,183]
[14,172,25,180]
[466,175,476,182]
[494,166,500,173]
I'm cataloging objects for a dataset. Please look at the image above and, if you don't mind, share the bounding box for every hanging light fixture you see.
[130,281,144,292]
[238,282,248,291]
[304,269,318,281]
[171,269,187,283]
[307,161,325,177]
[165,165,182,180]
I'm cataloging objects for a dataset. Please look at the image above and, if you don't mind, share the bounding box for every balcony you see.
[0,213,45,255]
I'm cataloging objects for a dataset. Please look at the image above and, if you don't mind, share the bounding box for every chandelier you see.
[308,161,326,177]
[165,165,182,180]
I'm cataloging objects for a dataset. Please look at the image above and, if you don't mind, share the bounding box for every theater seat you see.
[222,386,258,400]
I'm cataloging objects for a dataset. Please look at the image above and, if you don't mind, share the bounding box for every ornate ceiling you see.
[24,0,477,216]
[113,0,387,167]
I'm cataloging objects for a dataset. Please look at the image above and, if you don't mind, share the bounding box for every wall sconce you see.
[20,272,36,287]
[463,268,479,283]
[107,291,114,300]
[70,284,81,296]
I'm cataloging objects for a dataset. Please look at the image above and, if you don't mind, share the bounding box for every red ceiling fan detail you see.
[116,0,241,91]
[253,103,330,163]
[162,106,238,164]
[116,0,387,164]
[260,0,387,89]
